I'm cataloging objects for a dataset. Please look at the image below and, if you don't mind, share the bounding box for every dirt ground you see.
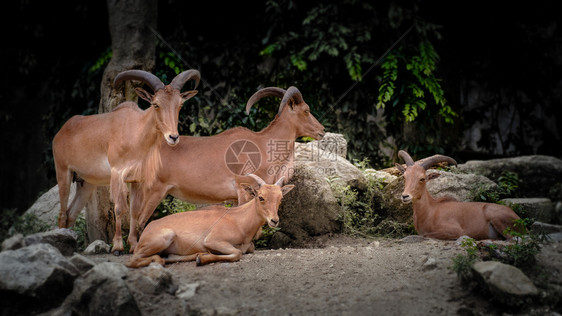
[92,234,562,316]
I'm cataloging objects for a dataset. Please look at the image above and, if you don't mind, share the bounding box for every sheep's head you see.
[242,175,294,228]
[245,86,325,140]
[396,150,457,204]
[114,69,200,146]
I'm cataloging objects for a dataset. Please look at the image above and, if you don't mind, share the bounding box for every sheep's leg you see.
[128,183,168,253]
[164,253,201,264]
[66,181,96,227]
[127,228,175,268]
[126,255,165,268]
[56,167,72,228]
[197,241,243,266]
[110,172,129,255]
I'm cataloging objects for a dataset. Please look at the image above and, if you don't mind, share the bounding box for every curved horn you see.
[398,150,415,167]
[170,69,201,91]
[113,70,165,92]
[278,86,304,114]
[245,87,286,114]
[418,154,457,170]
[274,176,285,187]
[247,174,267,187]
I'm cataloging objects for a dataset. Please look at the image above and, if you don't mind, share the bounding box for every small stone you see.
[83,240,111,255]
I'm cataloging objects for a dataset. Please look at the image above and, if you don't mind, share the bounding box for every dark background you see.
[1,1,560,214]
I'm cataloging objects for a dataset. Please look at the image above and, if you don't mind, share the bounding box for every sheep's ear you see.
[181,90,198,102]
[281,184,295,196]
[395,163,406,174]
[240,183,257,198]
[427,173,441,181]
[135,87,153,103]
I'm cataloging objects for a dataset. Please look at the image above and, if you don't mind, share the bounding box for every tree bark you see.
[86,0,158,244]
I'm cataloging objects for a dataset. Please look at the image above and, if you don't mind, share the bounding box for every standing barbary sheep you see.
[396,150,522,240]
[127,174,294,267]
[126,86,325,253]
[52,69,200,255]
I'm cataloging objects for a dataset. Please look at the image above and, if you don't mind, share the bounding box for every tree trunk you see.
[86,0,158,244]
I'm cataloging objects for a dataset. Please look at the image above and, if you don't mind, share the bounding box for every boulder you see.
[275,164,342,247]
[83,239,111,255]
[23,184,77,230]
[472,261,538,306]
[457,155,562,200]
[127,262,177,295]
[1,233,25,251]
[69,253,97,274]
[294,134,365,188]
[501,198,555,223]
[22,228,78,256]
[273,133,365,247]
[0,243,79,314]
[57,262,140,316]
[382,170,497,224]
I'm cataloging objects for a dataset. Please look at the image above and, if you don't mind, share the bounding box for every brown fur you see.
[126,88,325,253]
[53,74,198,254]
[127,179,294,268]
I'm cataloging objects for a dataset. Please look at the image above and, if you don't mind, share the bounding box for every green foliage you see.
[71,214,89,252]
[377,41,456,124]
[451,237,479,284]
[501,219,545,269]
[0,209,51,242]
[328,174,387,238]
[255,226,280,248]
[473,171,520,203]
[154,195,197,219]
[88,48,112,74]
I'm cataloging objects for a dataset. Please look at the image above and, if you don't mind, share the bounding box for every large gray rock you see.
[472,261,538,305]
[23,228,78,256]
[382,170,497,224]
[273,134,365,247]
[294,134,365,188]
[0,243,79,314]
[275,164,343,247]
[57,262,141,316]
[501,198,555,223]
[457,155,562,200]
[24,184,78,230]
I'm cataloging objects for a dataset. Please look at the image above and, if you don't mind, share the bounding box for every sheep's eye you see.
[153,103,160,109]
[420,178,426,183]
[259,196,265,202]
[304,110,310,115]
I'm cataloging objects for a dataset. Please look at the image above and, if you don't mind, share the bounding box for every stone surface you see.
[472,261,538,305]
[57,262,140,316]
[23,228,78,256]
[0,243,79,314]
[83,239,111,255]
[275,164,343,247]
[457,155,562,200]
[1,233,25,251]
[502,198,555,223]
[23,184,77,230]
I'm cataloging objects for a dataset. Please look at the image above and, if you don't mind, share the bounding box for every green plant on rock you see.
[473,171,519,203]
[451,237,479,284]
[328,175,384,238]
[501,218,546,269]
[71,214,89,252]
[1,209,51,242]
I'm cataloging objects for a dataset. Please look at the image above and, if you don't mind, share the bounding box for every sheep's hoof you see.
[113,250,123,256]
[196,255,202,266]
